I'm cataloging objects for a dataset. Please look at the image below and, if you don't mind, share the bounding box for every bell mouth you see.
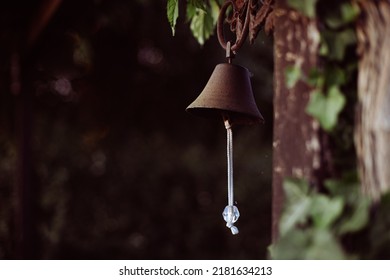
[185,107,264,125]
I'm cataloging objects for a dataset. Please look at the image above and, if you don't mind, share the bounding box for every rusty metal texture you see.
[186,63,264,125]
[217,0,274,53]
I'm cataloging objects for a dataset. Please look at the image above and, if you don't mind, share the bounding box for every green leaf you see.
[324,173,362,206]
[319,40,329,56]
[341,2,360,24]
[285,65,302,89]
[325,3,360,29]
[306,86,346,131]
[271,228,347,259]
[325,176,358,198]
[186,2,197,21]
[209,0,220,25]
[283,178,310,201]
[280,179,311,236]
[325,66,347,87]
[310,194,344,229]
[338,198,370,235]
[270,229,312,259]
[186,0,219,45]
[280,197,311,236]
[188,0,206,9]
[324,174,370,235]
[322,29,356,61]
[325,16,345,30]
[186,0,206,21]
[306,229,346,259]
[287,0,318,18]
[167,0,179,36]
[307,68,324,88]
[189,7,215,45]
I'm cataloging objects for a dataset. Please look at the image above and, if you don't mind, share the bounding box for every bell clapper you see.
[222,117,240,235]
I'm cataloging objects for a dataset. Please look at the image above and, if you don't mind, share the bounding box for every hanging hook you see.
[226,41,235,64]
[217,0,252,53]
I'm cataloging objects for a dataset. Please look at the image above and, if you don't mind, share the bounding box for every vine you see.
[272,0,390,259]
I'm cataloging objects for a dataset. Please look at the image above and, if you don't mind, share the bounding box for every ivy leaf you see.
[285,65,302,89]
[325,66,347,87]
[324,173,359,198]
[322,29,356,61]
[338,198,370,235]
[323,174,370,236]
[167,0,179,36]
[319,40,329,56]
[272,228,347,259]
[283,178,309,201]
[280,179,311,236]
[326,2,360,29]
[306,229,346,259]
[307,68,324,88]
[287,0,318,18]
[306,86,346,131]
[270,229,311,259]
[310,194,344,229]
[341,2,360,24]
[325,16,345,30]
[280,198,311,236]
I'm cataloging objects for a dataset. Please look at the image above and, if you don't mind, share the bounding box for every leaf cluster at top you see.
[167,0,223,44]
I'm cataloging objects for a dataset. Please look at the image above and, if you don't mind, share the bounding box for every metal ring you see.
[217,0,251,52]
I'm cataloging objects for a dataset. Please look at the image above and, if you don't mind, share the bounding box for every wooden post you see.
[355,0,390,201]
[272,0,324,241]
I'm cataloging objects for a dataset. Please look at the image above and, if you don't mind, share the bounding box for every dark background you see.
[0,0,273,259]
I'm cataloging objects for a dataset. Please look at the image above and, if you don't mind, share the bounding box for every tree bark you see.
[356,0,390,201]
[272,0,323,241]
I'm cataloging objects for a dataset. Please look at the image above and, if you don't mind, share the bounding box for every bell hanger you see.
[186,0,265,235]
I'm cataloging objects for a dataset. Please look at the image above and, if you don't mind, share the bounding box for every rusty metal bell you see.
[186,63,264,125]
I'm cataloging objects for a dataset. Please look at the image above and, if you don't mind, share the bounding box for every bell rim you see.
[185,106,265,125]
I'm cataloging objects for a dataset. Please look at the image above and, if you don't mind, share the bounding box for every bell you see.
[186,63,264,125]
[186,62,264,235]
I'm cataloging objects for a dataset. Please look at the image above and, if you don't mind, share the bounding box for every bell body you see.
[186,63,264,125]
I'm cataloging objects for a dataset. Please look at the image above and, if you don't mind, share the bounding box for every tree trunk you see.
[355,0,390,201]
[272,0,324,241]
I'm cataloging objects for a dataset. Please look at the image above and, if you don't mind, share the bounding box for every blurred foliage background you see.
[0,0,273,259]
